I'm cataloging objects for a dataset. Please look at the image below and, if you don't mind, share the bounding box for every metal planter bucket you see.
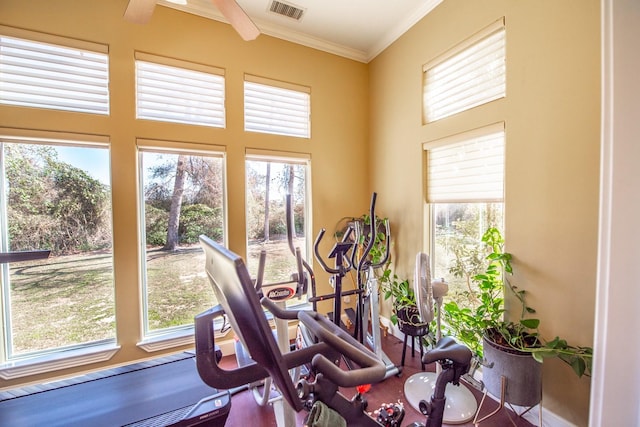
[482,335,542,407]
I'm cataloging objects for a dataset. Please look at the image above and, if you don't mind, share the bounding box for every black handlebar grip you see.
[314,228,340,274]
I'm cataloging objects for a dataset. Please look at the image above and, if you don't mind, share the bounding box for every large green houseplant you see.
[443,227,593,378]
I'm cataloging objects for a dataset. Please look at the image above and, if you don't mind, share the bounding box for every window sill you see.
[137,328,196,353]
[0,342,120,380]
[137,325,232,353]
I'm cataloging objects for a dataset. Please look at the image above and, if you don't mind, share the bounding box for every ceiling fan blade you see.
[124,0,157,24]
[211,0,260,41]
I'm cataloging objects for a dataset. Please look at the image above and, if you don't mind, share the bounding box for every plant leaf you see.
[531,352,545,363]
[571,358,586,377]
[520,318,540,329]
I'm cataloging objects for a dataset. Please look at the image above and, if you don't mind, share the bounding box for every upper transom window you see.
[0,30,109,115]
[244,75,311,139]
[135,53,225,128]
[423,18,505,123]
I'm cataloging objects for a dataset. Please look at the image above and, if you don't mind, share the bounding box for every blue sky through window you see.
[54,145,110,185]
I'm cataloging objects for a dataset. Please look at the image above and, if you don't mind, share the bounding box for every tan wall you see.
[369,0,600,424]
[0,0,369,387]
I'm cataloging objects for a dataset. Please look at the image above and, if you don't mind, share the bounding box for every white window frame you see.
[136,140,228,351]
[0,129,118,379]
[244,75,311,139]
[0,26,110,115]
[135,53,226,128]
[423,18,506,123]
[244,149,313,310]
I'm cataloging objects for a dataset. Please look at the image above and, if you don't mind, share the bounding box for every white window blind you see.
[136,58,225,128]
[425,123,505,203]
[244,76,310,139]
[423,18,505,123]
[0,35,109,114]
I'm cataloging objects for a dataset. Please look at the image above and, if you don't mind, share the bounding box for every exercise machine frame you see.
[195,235,473,427]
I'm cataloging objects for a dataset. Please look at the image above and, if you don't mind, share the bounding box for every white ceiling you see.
[157,0,443,63]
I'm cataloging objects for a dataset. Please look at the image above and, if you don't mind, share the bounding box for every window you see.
[425,123,505,307]
[0,137,115,362]
[135,53,225,128]
[138,144,226,338]
[423,18,505,123]
[0,32,109,115]
[244,75,311,138]
[245,151,311,306]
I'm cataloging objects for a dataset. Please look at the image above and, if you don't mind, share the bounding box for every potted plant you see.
[380,271,415,325]
[443,227,593,406]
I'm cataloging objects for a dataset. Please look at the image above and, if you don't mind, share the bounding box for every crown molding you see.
[158,1,368,62]
[158,0,441,63]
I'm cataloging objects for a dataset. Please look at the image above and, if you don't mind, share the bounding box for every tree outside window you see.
[139,149,224,335]
[245,157,309,303]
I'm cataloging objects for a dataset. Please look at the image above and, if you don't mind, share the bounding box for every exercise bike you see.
[195,235,474,427]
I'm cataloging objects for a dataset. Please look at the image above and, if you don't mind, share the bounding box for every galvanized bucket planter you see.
[482,334,542,407]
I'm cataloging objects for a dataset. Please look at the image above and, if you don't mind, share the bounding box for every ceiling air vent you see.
[269,0,305,21]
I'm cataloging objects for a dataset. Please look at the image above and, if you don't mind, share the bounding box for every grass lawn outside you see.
[8,238,306,356]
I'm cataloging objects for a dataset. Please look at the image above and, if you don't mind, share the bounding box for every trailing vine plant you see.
[443,227,593,378]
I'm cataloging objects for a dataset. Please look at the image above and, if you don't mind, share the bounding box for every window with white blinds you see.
[423,18,505,123]
[425,123,505,203]
[244,76,310,139]
[135,56,225,128]
[0,35,109,115]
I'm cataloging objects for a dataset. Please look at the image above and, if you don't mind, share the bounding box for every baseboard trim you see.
[516,404,577,427]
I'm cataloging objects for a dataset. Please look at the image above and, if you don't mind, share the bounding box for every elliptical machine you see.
[309,192,401,379]
[311,224,356,327]
[350,193,401,379]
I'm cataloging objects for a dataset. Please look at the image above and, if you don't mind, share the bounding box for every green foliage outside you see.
[143,153,225,249]
[433,203,503,311]
[245,161,306,242]
[179,204,224,243]
[143,203,224,247]
[6,146,225,253]
[6,144,111,255]
[144,204,169,246]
